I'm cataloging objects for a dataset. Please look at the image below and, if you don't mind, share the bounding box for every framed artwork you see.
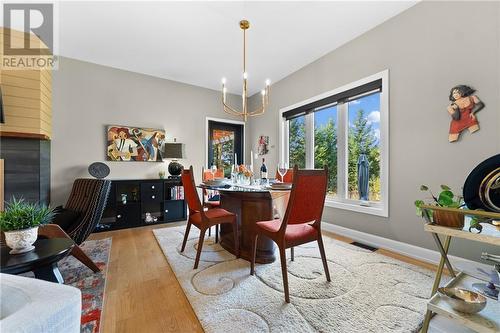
[107,125,165,162]
[258,135,269,156]
[447,85,485,143]
[211,129,235,172]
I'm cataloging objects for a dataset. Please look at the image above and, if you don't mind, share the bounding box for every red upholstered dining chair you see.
[202,167,224,241]
[275,168,294,183]
[181,166,239,269]
[202,167,224,209]
[251,165,330,303]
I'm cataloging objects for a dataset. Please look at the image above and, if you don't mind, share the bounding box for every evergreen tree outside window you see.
[314,105,338,198]
[288,116,306,169]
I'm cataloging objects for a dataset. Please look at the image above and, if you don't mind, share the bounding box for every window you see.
[280,71,388,217]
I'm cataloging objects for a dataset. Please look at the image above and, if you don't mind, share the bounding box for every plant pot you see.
[4,226,39,254]
[432,210,465,229]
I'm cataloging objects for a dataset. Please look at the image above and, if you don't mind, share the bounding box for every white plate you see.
[203,179,226,186]
[268,183,292,190]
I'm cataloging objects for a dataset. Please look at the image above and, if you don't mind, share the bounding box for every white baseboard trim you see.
[322,223,492,277]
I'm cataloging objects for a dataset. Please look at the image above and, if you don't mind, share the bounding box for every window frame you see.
[279,70,389,217]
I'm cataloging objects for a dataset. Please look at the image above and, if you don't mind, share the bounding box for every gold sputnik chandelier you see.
[221,20,270,122]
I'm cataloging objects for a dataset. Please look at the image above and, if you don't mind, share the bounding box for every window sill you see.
[324,199,388,217]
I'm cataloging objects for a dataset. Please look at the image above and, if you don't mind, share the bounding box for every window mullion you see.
[305,112,314,169]
[337,103,348,200]
[284,120,289,165]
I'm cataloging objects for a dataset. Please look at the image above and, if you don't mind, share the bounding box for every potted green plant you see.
[0,198,55,254]
[415,185,465,228]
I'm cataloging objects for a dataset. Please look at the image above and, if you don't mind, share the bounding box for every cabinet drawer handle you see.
[151,185,155,189]
[117,214,122,219]
[152,195,155,199]
[165,209,169,213]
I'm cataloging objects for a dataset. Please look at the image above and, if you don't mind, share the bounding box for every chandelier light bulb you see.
[222,77,226,84]
[223,87,227,94]
[261,90,266,96]
[265,79,271,86]
[243,72,248,79]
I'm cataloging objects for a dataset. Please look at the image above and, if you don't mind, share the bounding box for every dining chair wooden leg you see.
[215,224,219,244]
[290,247,294,261]
[208,226,211,237]
[194,228,207,269]
[250,233,258,275]
[279,246,290,303]
[232,219,240,258]
[317,235,331,282]
[181,221,192,253]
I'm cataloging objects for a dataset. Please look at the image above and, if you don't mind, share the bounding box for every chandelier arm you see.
[223,102,243,116]
[248,106,265,116]
[223,105,239,115]
[223,107,241,116]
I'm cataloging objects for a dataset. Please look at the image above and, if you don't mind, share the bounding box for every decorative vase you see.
[237,174,251,186]
[4,226,39,254]
[168,160,184,177]
[433,210,465,229]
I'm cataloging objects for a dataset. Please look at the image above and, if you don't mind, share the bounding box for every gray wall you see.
[247,1,500,260]
[52,57,243,206]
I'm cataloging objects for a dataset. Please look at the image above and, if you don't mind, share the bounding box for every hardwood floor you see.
[89,223,203,333]
[89,223,441,333]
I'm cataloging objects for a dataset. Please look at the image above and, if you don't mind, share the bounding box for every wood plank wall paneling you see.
[0,159,4,211]
[0,28,52,140]
[0,28,48,51]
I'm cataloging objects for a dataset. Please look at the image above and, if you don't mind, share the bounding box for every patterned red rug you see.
[59,238,112,333]
[21,238,111,332]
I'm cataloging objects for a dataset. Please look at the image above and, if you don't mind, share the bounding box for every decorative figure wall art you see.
[107,125,165,162]
[258,135,269,156]
[447,85,485,142]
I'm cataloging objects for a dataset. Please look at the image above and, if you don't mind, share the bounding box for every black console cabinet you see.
[96,179,187,232]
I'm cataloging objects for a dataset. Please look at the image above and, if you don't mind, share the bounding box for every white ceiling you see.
[59,1,417,95]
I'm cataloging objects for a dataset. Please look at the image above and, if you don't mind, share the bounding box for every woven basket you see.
[432,210,465,229]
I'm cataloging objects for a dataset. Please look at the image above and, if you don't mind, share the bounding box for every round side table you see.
[1,238,75,283]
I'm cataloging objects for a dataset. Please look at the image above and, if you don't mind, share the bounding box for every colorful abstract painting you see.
[107,125,165,162]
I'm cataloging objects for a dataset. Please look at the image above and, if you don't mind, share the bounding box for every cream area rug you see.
[153,226,436,333]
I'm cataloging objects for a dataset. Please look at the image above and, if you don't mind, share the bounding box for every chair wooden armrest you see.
[39,224,101,273]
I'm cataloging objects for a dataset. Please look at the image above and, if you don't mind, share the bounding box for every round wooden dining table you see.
[200,184,290,264]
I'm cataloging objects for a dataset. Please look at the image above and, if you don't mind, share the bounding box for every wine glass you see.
[277,162,288,183]
[211,163,218,180]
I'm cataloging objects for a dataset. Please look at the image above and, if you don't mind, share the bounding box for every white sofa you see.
[0,273,81,333]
